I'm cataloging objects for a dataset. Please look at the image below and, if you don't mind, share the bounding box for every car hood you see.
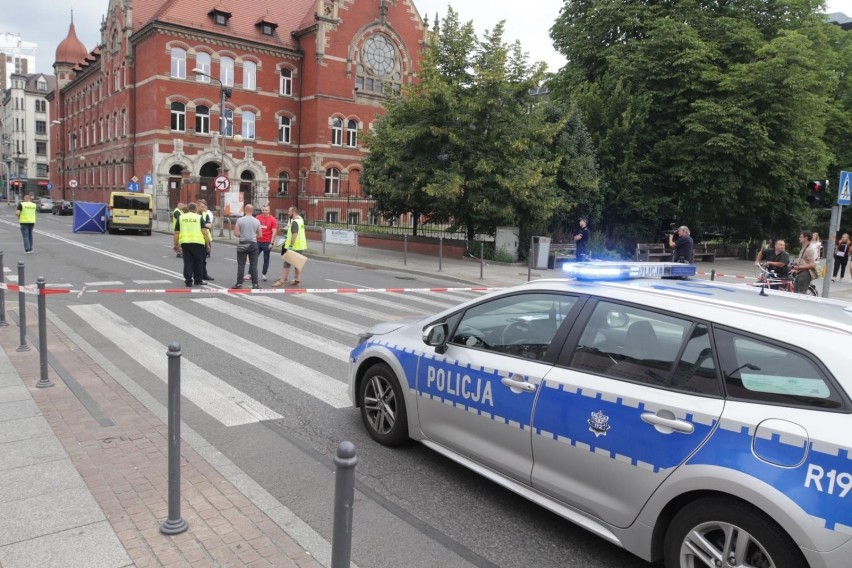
[365,315,426,336]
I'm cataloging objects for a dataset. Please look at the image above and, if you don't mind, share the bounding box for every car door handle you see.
[501,377,536,393]
[640,412,694,434]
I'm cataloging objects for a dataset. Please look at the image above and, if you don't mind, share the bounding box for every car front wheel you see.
[358,362,408,446]
[664,497,805,568]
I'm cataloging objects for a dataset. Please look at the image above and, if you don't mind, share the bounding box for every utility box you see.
[495,226,519,261]
[532,236,551,269]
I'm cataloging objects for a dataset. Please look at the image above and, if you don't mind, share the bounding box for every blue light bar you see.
[561,262,697,281]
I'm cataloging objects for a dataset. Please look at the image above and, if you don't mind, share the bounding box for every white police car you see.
[348,262,852,568]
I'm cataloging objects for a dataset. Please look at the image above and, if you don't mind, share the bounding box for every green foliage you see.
[550,0,843,243]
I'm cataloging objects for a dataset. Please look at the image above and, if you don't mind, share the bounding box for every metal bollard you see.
[403,234,408,266]
[331,441,358,568]
[710,269,716,281]
[160,342,188,535]
[480,242,484,280]
[35,277,53,388]
[16,261,28,352]
[528,246,533,282]
[0,251,7,327]
[438,237,443,272]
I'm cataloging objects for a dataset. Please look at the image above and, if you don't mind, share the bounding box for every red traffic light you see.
[807,180,826,192]
[807,179,829,207]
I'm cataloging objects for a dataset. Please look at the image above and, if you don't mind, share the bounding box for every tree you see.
[550,0,840,242]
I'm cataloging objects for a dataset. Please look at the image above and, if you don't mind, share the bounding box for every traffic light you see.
[807,179,829,207]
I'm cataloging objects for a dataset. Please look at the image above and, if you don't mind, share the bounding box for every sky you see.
[2,0,851,76]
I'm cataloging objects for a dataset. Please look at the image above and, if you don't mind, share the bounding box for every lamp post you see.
[192,68,232,236]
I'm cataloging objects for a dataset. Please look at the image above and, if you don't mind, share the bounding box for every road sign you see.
[214,175,231,192]
[144,175,153,185]
[69,179,78,188]
[127,181,140,192]
[47,183,53,190]
[131,175,139,183]
[839,171,851,206]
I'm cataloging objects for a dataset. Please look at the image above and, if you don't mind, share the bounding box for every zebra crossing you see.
[61,288,486,427]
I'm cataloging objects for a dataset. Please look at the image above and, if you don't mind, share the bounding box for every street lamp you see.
[192,67,232,236]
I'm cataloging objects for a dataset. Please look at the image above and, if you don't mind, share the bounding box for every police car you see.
[348,262,852,568]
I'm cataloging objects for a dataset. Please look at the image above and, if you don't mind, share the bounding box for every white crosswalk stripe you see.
[244,296,368,335]
[68,304,283,426]
[136,300,351,408]
[294,293,417,321]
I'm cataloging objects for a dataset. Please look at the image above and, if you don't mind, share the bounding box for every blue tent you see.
[72,202,107,233]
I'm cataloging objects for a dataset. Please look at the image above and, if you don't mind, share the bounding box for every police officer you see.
[16,194,37,253]
[172,202,210,287]
[172,202,187,257]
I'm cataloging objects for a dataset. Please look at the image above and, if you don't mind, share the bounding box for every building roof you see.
[55,21,89,65]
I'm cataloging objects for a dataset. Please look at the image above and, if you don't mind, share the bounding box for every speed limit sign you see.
[214,175,231,192]
[69,179,79,188]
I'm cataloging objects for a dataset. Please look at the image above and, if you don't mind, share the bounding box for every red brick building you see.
[49,0,429,222]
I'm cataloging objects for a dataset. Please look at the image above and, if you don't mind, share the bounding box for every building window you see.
[355,34,402,95]
[195,105,210,134]
[223,108,233,137]
[220,56,234,87]
[209,9,231,26]
[37,163,49,177]
[331,118,343,146]
[196,53,211,82]
[348,211,360,225]
[114,68,121,91]
[171,102,186,131]
[261,23,275,35]
[278,172,290,195]
[278,116,291,143]
[37,80,46,91]
[280,68,292,96]
[35,120,46,134]
[171,47,186,79]
[325,211,339,223]
[325,168,341,194]
[35,100,46,113]
[36,141,47,155]
[122,110,127,136]
[241,111,255,140]
[346,119,358,147]
[243,61,256,90]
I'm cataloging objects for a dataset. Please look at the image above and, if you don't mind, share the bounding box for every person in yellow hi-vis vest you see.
[272,206,307,287]
[172,202,210,287]
[16,194,37,253]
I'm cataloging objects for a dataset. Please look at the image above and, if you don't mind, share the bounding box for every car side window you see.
[714,329,844,409]
[668,324,722,396]
[448,293,577,361]
[568,301,693,388]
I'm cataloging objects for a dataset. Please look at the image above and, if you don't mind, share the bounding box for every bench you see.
[548,243,577,269]
[635,243,672,262]
[692,244,716,263]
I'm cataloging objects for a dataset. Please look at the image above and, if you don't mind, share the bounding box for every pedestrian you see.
[172,202,187,257]
[810,232,824,279]
[272,206,307,287]
[832,233,850,282]
[250,205,278,282]
[573,217,590,261]
[172,202,210,287]
[755,239,791,278]
[667,225,694,263]
[197,199,215,280]
[791,231,817,294]
[233,204,262,289]
[16,194,37,253]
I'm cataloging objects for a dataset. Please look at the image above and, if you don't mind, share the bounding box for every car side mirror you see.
[423,323,449,354]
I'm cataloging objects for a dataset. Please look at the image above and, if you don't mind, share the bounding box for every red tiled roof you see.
[133,0,317,51]
[55,22,90,65]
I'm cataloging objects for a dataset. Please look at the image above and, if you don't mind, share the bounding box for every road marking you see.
[245,296,366,335]
[84,281,123,286]
[294,293,409,321]
[69,304,283,426]
[137,300,351,408]
[134,279,173,284]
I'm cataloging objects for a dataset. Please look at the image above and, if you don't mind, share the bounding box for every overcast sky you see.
[2,0,851,76]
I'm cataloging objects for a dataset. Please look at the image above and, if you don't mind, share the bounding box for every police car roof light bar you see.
[561,261,698,281]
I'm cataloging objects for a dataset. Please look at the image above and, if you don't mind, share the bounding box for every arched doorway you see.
[168,164,188,209]
[240,170,255,207]
[200,161,221,214]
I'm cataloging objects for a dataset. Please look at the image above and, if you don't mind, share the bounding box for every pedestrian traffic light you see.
[807,179,829,207]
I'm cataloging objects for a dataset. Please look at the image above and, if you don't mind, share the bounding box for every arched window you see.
[355,34,402,95]
[171,47,186,79]
[170,102,186,131]
[346,119,358,147]
[325,168,340,195]
[196,105,210,134]
[195,53,211,82]
[279,68,292,95]
[241,111,255,139]
[220,56,234,87]
[278,172,290,196]
[331,118,343,146]
[243,61,256,90]
[278,116,291,143]
[223,108,233,137]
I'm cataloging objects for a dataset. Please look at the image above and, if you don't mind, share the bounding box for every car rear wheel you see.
[358,362,408,446]
[664,497,804,568]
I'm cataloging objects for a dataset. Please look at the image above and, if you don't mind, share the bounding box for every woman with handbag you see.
[272,207,308,287]
[832,233,850,282]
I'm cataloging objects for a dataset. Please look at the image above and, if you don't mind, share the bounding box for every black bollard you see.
[160,342,188,535]
[0,250,7,327]
[16,261,28,352]
[438,237,443,272]
[331,441,358,568]
[711,269,716,281]
[35,277,53,388]
[480,242,484,280]
[403,233,408,266]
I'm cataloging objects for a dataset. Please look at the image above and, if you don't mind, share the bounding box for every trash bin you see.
[532,236,551,269]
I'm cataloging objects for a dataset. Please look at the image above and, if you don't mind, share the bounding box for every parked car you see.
[52,200,73,215]
[36,198,55,213]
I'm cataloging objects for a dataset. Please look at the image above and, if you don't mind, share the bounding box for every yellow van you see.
[107,192,153,235]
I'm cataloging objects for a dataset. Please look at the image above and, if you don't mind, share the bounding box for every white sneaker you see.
[262,274,268,281]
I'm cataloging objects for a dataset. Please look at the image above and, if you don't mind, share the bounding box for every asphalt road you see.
[0,208,647,568]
